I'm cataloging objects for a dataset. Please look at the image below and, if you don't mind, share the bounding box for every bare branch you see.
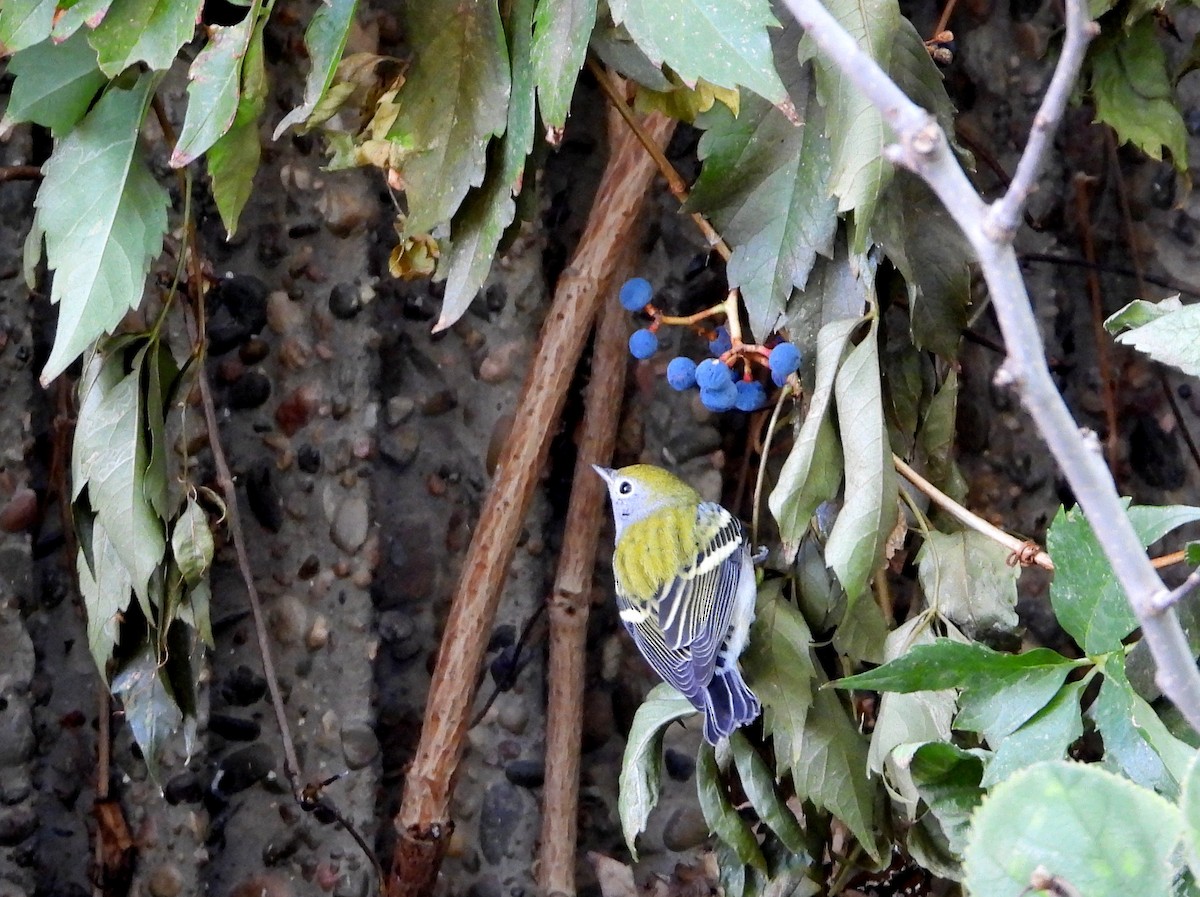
[779,0,1200,732]
[984,1,1098,241]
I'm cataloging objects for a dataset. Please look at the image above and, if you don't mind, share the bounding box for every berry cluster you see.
[619,277,803,413]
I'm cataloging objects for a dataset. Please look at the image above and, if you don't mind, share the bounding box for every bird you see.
[593,463,761,744]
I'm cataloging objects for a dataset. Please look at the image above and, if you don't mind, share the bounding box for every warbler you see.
[594,464,761,744]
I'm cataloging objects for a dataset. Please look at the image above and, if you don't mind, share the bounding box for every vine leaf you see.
[33,76,168,385]
[697,742,767,872]
[617,683,694,858]
[687,60,837,341]
[917,531,1019,638]
[729,732,812,857]
[836,639,1083,747]
[0,0,55,52]
[72,347,165,606]
[1091,653,1193,798]
[963,762,1181,897]
[89,0,203,77]
[273,0,360,138]
[1105,295,1200,378]
[3,30,107,136]
[531,0,597,130]
[768,316,855,553]
[608,0,786,103]
[740,583,816,773]
[207,12,268,236]
[980,679,1085,787]
[387,0,511,235]
[792,679,883,861]
[1048,502,1200,654]
[78,517,134,674]
[171,10,257,167]
[433,0,536,332]
[112,646,183,782]
[1090,17,1188,171]
[800,0,902,250]
[825,315,898,607]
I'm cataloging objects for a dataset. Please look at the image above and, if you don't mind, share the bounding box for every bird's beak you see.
[592,465,615,484]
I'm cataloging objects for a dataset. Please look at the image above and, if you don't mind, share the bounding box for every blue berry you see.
[695,358,730,390]
[771,367,790,388]
[768,342,801,378]
[708,325,732,356]
[735,381,768,411]
[700,380,737,412]
[629,328,659,360]
[666,357,698,390]
[619,278,653,312]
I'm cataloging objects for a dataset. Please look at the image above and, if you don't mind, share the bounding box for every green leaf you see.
[35,76,169,385]
[1092,653,1192,797]
[1048,502,1200,654]
[588,21,672,92]
[800,0,902,249]
[88,0,203,76]
[791,681,882,861]
[273,0,359,138]
[171,10,257,167]
[767,316,856,552]
[112,645,183,781]
[1105,294,1181,334]
[3,31,108,136]
[729,731,812,858]
[901,741,985,857]
[172,497,214,587]
[739,582,815,774]
[207,11,268,237]
[1104,296,1200,378]
[783,231,871,359]
[432,0,535,333]
[836,639,1082,746]
[917,368,967,505]
[830,589,889,664]
[876,172,971,358]
[49,0,111,43]
[697,742,767,872]
[866,614,955,781]
[917,531,1019,638]
[77,520,134,675]
[0,0,55,52]
[1090,18,1188,170]
[141,340,175,521]
[981,679,1085,787]
[963,761,1182,897]
[608,0,785,103]
[1183,755,1200,882]
[531,0,596,130]
[825,316,898,606]
[687,59,836,341]
[617,683,695,858]
[387,0,510,234]
[73,347,165,605]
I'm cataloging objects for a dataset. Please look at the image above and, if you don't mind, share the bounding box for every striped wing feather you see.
[613,502,745,705]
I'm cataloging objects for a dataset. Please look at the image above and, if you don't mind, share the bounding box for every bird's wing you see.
[657,503,745,678]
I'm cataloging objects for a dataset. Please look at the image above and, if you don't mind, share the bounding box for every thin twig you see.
[538,263,632,897]
[169,138,305,800]
[1153,569,1200,613]
[1072,176,1120,471]
[983,6,1099,240]
[893,455,1053,570]
[0,164,42,183]
[1019,253,1200,299]
[778,0,1200,732]
[586,57,733,264]
[388,109,677,897]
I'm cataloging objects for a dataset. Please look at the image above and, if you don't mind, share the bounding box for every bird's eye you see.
[618,481,633,495]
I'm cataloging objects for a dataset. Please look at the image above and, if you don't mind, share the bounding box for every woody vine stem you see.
[778,0,1200,730]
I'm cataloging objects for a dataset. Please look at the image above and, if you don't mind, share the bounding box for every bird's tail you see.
[702,666,761,745]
